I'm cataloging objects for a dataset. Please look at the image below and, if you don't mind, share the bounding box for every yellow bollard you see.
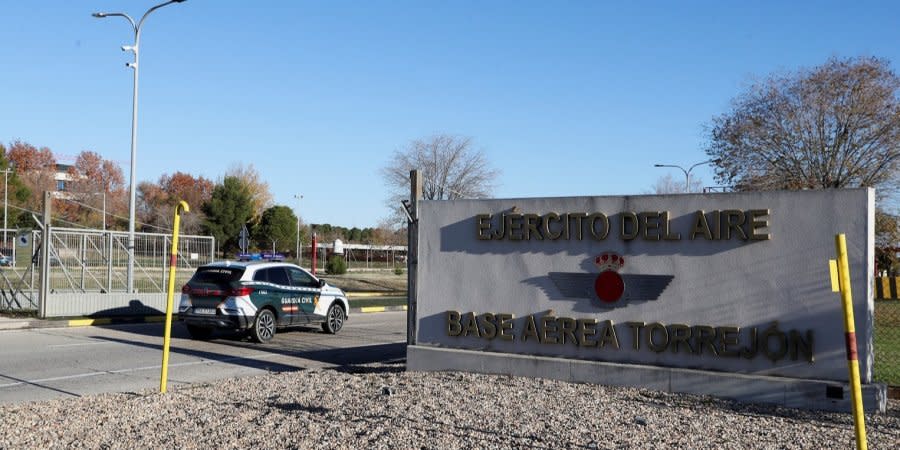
[833,233,867,450]
[160,201,189,393]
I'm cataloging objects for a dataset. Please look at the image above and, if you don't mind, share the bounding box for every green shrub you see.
[394,266,404,275]
[326,255,347,274]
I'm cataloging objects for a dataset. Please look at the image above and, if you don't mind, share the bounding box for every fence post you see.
[106,232,113,293]
[407,169,422,345]
[80,234,86,291]
[38,191,52,318]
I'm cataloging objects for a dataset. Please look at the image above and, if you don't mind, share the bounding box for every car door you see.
[252,267,294,326]
[287,267,321,323]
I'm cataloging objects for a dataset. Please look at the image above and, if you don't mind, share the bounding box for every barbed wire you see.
[6,203,91,230]
[56,196,173,233]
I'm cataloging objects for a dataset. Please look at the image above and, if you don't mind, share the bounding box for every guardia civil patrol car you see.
[179,261,349,343]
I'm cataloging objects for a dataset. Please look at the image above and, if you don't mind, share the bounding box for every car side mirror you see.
[318,279,327,288]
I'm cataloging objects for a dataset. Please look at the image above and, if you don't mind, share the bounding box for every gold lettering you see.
[691,210,713,240]
[544,213,563,240]
[497,313,515,341]
[668,324,694,354]
[626,321,645,350]
[461,312,479,337]
[480,313,497,339]
[621,212,639,240]
[722,210,747,240]
[646,322,669,352]
[507,214,524,241]
[569,213,587,240]
[717,326,740,357]
[661,211,681,240]
[587,213,609,240]
[576,318,598,347]
[640,211,660,241]
[521,314,539,342]
[598,320,620,349]
[523,214,542,241]
[540,315,559,344]
[748,209,771,240]
[476,214,492,240]
[694,325,718,355]
[558,317,577,345]
[789,330,814,363]
[447,310,462,337]
[492,214,507,239]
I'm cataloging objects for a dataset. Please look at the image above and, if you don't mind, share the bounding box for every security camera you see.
[121,45,135,52]
[125,62,137,68]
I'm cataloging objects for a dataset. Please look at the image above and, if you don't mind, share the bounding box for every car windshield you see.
[189,267,245,287]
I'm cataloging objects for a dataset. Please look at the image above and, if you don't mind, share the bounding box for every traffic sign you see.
[239,224,250,252]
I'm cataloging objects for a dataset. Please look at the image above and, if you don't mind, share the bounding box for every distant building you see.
[54,163,74,192]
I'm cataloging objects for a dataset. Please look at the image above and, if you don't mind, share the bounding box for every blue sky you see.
[1,1,898,228]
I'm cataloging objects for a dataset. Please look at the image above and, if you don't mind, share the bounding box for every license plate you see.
[193,308,216,315]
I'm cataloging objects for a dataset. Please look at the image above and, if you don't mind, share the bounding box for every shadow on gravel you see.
[86,334,407,375]
[0,372,82,398]
[269,402,330,415]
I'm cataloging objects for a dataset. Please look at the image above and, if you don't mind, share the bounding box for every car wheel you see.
[186,324,213,340]
[251,309,277,343]
[322,303,345,334]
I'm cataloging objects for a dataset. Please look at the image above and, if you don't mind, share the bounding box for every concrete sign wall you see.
[412,189,875,385]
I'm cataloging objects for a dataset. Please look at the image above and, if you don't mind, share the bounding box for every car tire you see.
[322,303,345,334]
[250,309,277,343]
[186,324,213,340]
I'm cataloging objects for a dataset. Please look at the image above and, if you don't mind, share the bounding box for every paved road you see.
[0,311,406,404]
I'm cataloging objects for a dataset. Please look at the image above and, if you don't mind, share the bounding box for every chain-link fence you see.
[0,227,215,311]
[875,277,900,387]
[43,227,214,294]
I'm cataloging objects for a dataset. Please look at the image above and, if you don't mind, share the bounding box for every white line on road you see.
[48,342,111,348]
[0,352,285,389]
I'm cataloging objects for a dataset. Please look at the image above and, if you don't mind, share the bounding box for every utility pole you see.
[1,167,13,249]
[294,194,303,267]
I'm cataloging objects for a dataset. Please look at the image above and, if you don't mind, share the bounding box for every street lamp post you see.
[93,0,186,293]
[653,160,713,193]
[294,194,303,267]
[2,166,13,249]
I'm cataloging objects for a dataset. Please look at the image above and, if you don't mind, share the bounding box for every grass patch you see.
[349,297,407,309]
[875,300,900,386]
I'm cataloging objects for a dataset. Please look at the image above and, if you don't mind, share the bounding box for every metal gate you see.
[0,227,215,315]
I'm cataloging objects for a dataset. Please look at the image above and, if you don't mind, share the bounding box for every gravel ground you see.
[1,365,898,449]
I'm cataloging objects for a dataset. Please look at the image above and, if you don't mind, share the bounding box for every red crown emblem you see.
[594,252,625,303]
[594,252,624,272]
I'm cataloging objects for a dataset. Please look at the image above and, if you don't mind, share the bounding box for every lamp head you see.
[92,12,108,18]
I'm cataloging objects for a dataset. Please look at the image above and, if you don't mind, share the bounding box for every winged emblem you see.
[548,252,673,305]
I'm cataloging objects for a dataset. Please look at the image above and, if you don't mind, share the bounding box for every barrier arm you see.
[160,201,189,393]
[830,233,868,450]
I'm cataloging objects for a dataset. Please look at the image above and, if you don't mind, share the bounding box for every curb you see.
[351,305,408,314]
[1,306,407,331]
[346,292,407,298]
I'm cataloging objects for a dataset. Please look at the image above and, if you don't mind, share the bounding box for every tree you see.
[226,163,273,224]
[139,171,214,234]
[253,205,301,254]
[381,134,500,221]
[706,56,900,195]
[876,208,900,275]
[648,173,704,194]
[6,140,56,217]
[0,143,31,229]
[62,150,127,230]
[203,176,253,255]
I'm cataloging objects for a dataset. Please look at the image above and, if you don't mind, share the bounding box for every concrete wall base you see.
[407,345,887,414]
